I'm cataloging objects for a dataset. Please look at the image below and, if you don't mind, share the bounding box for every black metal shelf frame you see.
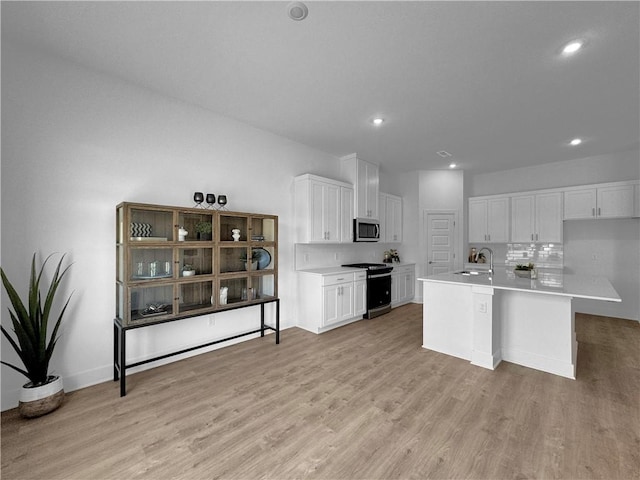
[113,298,280,396]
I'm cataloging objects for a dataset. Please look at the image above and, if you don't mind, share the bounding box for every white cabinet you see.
[380,193,403,243]
[297,269,367,334]
[468,196,509,243]
[511,192,562,243]
[564,182,636,219]
[341,153,379,219]
[635,183,640,217]
[294,174,354,244]
[391,264,415,307]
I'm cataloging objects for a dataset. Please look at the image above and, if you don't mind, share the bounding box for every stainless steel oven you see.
[342,263,393,318]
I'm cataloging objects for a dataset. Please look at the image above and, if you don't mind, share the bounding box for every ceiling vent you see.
[436,150,452,158]
[287,2,309,21]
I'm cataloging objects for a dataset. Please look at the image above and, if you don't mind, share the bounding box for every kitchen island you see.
[418,269,621,379]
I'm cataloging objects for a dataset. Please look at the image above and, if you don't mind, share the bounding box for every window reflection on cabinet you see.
[220,215,248,242]
[179,248,213,276]
[179,281,214,313]
[130,284,174,323]
[178,211,214,242]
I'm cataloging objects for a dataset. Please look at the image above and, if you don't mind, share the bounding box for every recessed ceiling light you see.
[437,150,452,158]
[449,163,457,169]
[562,40,584,55]
[372,117,384,126]
[570,138,582,146]
[287,2,308,21]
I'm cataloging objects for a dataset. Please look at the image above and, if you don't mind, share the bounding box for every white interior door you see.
[425,212,456,276]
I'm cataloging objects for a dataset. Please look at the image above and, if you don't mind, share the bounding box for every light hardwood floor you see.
[2,304,639,479]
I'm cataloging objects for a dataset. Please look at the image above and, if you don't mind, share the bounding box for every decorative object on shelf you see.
[178,226,188,241]
[217,195,228,210]
[130,222,152,237]
[140,303,169,317]
[1,252,73,418]
[468,247,477,263]
[182,264,196,276]
[514,263,535,278]
[231,228,241,241]
[195,221,212,241]
[219,286,228,305]
[384,249,400,263]
[193,192,204,208]
[206,193,216,209]
[240,248,271,270]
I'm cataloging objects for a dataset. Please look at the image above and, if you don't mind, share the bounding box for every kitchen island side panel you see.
[422,282,473,361]
[497,289,576,379]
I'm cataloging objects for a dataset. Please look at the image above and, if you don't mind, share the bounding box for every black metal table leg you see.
[260,303,265,337]
[276,298,280,344]
[119,327,126,397]
[113,322,119,381]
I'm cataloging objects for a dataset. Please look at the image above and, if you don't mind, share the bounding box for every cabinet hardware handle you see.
[488,234,491,241]
[337,277,344,281]
[536,233,539,241]
[598,207,601,216]
[592,207,595,217]
[531,234,534,241]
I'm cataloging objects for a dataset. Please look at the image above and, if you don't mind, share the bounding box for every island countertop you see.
[418,269,621,302]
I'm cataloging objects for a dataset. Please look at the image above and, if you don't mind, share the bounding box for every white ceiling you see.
[2,1,639,174]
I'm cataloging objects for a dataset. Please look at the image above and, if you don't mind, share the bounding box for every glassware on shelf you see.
[206,194,216,209]
[193,192,204,208]
[217,195,228,210]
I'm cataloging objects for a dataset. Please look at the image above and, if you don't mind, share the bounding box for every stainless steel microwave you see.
[353,218,380,242]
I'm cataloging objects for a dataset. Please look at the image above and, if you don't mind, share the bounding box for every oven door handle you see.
[368,272,392,279]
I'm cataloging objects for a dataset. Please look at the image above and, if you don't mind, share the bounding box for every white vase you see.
[231,228,241,241]
[19,375,64,418]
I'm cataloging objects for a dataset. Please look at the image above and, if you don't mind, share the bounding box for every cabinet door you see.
[365,162,380,219]
[635,183,640,218]
[309,182,327,242]
[404,273,415,300]
[535,192,563,242]
[322,284,341,326]
[468,199,488,243]
[511,195,535,242]
[324,183,340,242]
[354,279,367,316]
[486,197,509,243]
[390,274,399,304]
[386,195,402,243]
[564,188,597,219]
[597,184,634,218]
[339,282,355,322]
[340,187,354,243]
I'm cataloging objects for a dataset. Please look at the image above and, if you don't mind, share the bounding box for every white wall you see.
[0,41,345,409]
[417,170,465,300]
[467,153,640,321]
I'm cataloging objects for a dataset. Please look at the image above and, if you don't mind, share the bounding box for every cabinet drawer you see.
[322,272,355,286]
[354,271,367,281]
[392,265,414,275]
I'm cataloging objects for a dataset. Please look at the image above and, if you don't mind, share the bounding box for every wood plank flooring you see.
[2,304,639,479]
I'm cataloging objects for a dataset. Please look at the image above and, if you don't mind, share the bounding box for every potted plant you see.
[1,253,72,418]
[195,221,212,241]
[240,250,261,270]
[182,264,196,277]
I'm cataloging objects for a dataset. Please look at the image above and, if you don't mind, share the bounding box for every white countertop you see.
[298,266,365,275]
[419,269,621,302]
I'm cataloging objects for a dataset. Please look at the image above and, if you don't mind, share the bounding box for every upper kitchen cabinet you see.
[294,174,354,244]
[380,193,403,243]
[511,192,563,243]
[341,153,379,219]
[468,196,509,243]
[564,181,636,220]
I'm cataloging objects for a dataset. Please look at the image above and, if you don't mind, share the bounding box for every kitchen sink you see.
[454,270,491,276]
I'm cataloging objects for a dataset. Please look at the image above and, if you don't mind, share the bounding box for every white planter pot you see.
[19,375,64,418]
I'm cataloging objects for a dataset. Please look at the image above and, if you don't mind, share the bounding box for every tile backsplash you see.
[506,243,564,269]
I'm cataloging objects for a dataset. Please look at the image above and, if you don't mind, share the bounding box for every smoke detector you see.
[287,2,308,21]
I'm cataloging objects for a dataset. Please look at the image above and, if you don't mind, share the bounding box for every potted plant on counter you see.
[1,253,73,418]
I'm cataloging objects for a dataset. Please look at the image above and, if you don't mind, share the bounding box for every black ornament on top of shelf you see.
[193,192,204,207]
[206,194,216,209]
[217,195,228,210]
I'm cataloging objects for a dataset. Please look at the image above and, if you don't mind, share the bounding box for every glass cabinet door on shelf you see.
[178,211,214,242]
[178,248,213,277]
[252,274,276,300]
[179,281,214,313]
[116,245,124,282]
[219,215,249,242]
[219,277,249,305]
[129,208,173,242]
[130,248,173,280]
[250,217,276,242]
[129,284,174,325]
[219,246,249,273]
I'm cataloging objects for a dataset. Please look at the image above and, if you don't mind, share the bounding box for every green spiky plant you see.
[1,253,72,387]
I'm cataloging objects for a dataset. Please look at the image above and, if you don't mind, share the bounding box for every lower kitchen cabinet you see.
[297,268,367,333]
[391,264,416,307]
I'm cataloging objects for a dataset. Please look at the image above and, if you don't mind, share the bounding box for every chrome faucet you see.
[477,247,494,274]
